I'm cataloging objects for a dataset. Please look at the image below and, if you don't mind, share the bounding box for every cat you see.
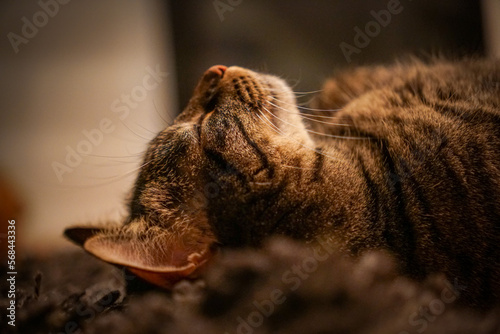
[65,58,500,308]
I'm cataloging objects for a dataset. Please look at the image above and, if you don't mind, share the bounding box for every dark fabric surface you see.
[2,237,498,334]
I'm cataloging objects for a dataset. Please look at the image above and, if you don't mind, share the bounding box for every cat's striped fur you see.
[66,59,500,307]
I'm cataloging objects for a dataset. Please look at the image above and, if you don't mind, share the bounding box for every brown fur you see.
[66,59,500,307]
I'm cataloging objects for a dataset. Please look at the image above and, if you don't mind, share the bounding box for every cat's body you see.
[66,59,500,307]
[309,60,500,306]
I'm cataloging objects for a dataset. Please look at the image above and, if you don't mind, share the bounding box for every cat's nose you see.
[206,65,227,78]
[191,65,228,108]
[199,65,227,88]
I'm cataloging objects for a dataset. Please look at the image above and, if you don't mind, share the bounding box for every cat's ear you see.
[64,226,105,246]
[64,223,216,289]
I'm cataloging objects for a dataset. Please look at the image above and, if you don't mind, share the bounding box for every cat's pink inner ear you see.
[82,232,215,289]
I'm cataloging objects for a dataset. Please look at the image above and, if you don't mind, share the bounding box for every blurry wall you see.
[170,0,485,108]
[482,0,500,57]
[0,1,177,252]
[0,0,498,254]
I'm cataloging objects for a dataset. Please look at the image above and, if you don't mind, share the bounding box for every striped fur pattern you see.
[125,60,499,306]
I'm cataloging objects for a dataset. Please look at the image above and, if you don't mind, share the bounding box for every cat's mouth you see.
[195,65,299,127]
[190,65,313,153]
[223,66,312,146]
[224,66,297,113]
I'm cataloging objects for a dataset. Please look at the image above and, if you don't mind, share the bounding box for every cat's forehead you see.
[129,124,201,220]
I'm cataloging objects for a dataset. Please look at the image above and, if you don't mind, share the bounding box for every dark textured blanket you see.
[2,237,499,334]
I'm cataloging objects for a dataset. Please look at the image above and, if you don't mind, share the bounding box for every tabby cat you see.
[65,59,500,307]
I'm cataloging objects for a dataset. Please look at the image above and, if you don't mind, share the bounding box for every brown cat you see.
[65,59,500,307]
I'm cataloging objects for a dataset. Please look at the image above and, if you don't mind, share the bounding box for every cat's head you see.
[65,65,315,287]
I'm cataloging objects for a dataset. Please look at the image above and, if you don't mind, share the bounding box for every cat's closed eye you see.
[66,59,500,307]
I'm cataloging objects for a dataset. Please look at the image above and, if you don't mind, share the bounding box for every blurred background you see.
[0,0,499,255]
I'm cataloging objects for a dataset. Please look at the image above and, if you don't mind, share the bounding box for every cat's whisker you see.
[265,98,349,125]
[89,159,152,180]
[120,120,157,142]
[131,121,160,135]
[256,109,341,162]
[266,98,339,117]
[300,114,352,127]
[262,88,322,108]
[262,86,324,96]
[293,89,324,95]
[153,99,174,126]
[272,73,302,90]
[71,146,145,168]
[267,100,350,125]
[268,95,344,114]
[288,79,301,90]
[296,99,314,107]
[297,112,345,119]
[261,84,298,93]
[56,158,152,189]
[80,156,142,167]
[78,152,144,159]
[125,144,146,159]
[85,160,137,168]
[262,106,365,140]
[295,95,323,107]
